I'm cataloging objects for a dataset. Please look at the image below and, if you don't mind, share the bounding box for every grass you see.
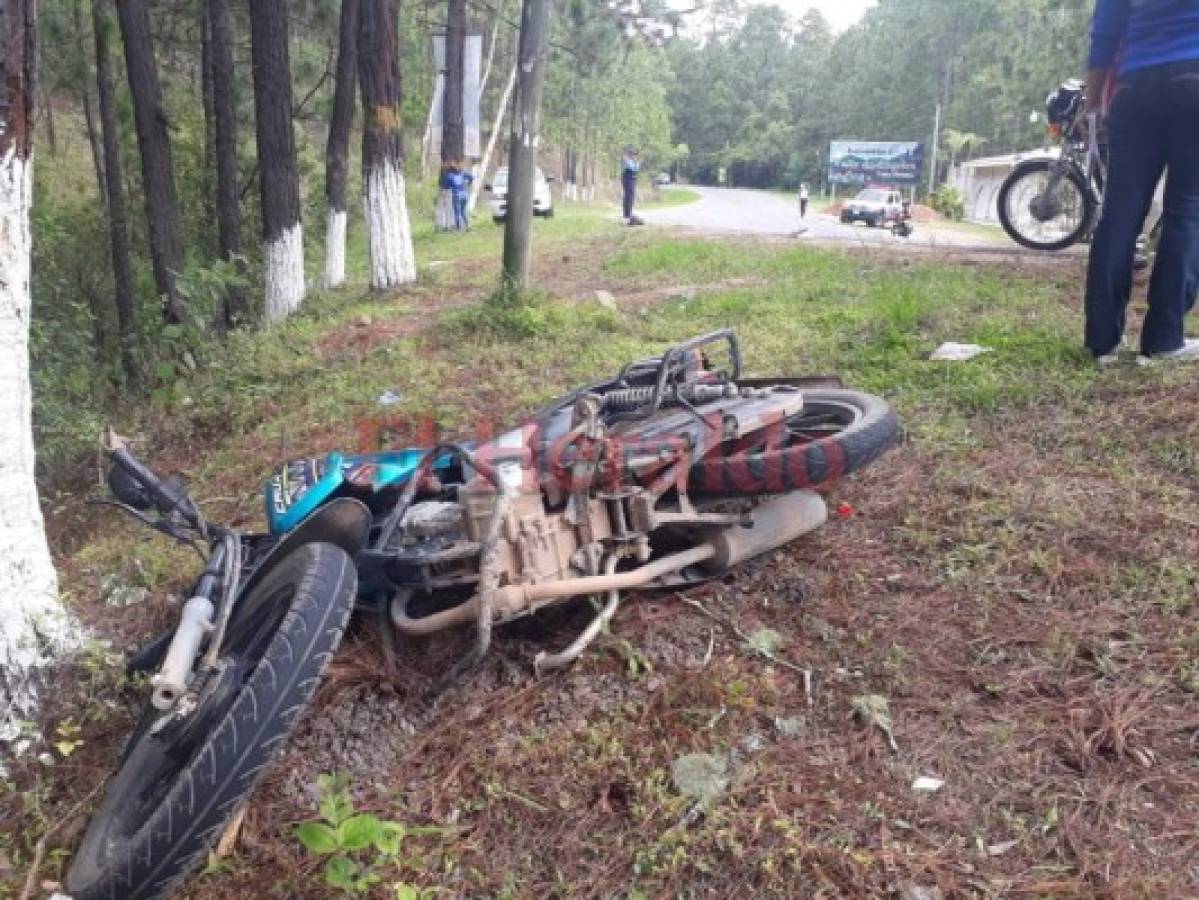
[9,204,1199,898]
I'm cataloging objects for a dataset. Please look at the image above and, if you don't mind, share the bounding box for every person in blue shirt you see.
[440,162,474,232]
[621,147,640,225]
[1084,0,1199,364]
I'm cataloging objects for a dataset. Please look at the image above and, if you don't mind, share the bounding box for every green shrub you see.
[929,185,965,221]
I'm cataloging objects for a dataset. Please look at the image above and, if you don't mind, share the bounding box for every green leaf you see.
[395,885,419,900]
[337,814,383,851]
[324,855,357,890]
[320,794,353,828]
[375,822,405,855]
[317,773,354,825]
[296,821,339,855]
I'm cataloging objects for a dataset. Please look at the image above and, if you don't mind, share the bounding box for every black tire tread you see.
[997,158,1094,252]
[66,542,356,900]
[691,389,899,493]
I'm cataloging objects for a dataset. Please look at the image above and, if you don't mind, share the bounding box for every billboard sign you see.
[828,141,923,185]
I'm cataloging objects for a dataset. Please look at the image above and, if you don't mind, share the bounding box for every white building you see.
[948,149,1057,223]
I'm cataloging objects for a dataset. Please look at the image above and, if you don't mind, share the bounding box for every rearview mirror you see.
[484,184,492,191]
[546,175,556,183]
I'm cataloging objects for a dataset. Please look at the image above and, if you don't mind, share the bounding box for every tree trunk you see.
[80,81,104,199]
[115,0,186,324]
[249,0,305,320]
[94,0,137,373]
[418,91,435,178]
[208,0,245,326]
[0,0,75,745]
[358,0,415,289]
[72,0,106,201]
[468,61,514,213]
[200,5,214,176]
[324,0,359,290]
[500,0,550,290]
[39,87,56,155]
[478,0,502,97]
[442,0,466,163]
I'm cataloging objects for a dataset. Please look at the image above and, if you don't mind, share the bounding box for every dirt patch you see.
[315,315,428,363]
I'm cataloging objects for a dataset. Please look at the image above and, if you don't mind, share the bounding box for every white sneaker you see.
[1137,338,1199,366]
[1095,336,1128,368]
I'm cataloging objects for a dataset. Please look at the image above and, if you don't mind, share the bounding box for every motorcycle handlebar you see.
[108,442,204,532]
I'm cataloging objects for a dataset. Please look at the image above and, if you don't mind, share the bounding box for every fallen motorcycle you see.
[67,330,898,899]
[892,200,914,238]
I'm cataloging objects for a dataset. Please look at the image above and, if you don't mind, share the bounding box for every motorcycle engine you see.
[398,501,466,543]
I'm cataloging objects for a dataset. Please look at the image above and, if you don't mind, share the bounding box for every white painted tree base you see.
[434,190,455,231]
[365,158,416,289]
[0,148,77,745]
[323,209,347,290]
[563,181,577,201]
[264,223,306,321]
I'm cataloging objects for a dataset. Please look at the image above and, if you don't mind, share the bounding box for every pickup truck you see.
[840,188,905,227]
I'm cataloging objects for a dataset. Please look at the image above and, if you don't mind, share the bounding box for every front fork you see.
[150,541,228,709]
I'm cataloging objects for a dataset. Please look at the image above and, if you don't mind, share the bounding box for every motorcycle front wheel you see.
[997,158,1095,251]
[66,542,357,900]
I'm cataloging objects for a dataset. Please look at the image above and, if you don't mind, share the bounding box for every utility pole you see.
[928,101,942,195]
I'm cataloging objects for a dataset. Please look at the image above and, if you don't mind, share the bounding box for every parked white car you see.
[840,188,905,227]
[487,166,554,223]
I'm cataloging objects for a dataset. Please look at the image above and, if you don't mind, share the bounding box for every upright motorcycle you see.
[998,79,1102,251]
[67,331,899,899]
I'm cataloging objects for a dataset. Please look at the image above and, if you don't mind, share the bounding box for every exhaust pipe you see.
[390,491,825,637]
[392,544,716,635]
[701,490,826,571]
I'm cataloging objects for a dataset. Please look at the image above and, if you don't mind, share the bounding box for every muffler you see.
[701,490,826,571]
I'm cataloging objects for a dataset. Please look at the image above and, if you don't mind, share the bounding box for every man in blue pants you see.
[1084,0,1199,365]
[621,147,640,225]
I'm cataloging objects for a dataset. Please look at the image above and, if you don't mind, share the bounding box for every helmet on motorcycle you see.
[1045,79,1084,125]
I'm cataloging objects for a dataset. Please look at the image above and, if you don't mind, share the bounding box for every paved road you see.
[640,185,1011,251]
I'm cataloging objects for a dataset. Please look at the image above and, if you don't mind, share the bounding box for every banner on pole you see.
[827,141,923,185]
[430,33,482,159]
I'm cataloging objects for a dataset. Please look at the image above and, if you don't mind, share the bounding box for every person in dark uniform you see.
[621,147,640,225]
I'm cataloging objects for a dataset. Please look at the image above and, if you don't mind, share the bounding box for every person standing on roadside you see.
[1084,0,1199,365]
[799,183,810,219]
[441,161,474,232]
[621,147,640,225]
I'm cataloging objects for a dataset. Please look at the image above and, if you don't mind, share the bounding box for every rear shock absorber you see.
[601,386,657,412]
[601,383,736,413]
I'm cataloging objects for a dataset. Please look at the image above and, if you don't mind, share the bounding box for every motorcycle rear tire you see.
[66,542,356,900]
[691,389,899,493]
[997,158,1094,252]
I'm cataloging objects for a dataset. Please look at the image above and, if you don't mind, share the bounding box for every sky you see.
[761,0,878,33]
